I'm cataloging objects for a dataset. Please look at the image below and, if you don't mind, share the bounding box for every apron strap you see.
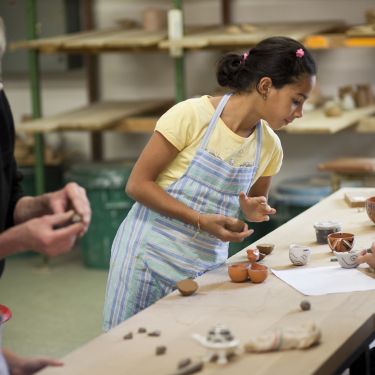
[199,93,232,150]
[246,121,263,195]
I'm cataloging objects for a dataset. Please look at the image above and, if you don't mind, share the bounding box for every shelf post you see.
[27,0,44,195]
[172,0,185,102]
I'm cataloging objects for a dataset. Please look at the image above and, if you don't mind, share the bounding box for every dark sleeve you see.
[0,91,24,229]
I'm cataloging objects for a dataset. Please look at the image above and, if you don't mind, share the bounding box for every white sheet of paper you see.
[271,265,375,296]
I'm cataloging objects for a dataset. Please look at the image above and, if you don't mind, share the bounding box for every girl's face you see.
[263,74,316,130]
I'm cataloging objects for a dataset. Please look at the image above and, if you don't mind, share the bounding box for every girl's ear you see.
[256,77,273,99]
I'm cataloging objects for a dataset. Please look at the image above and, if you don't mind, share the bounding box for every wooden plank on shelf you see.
[63,29,167,50]
[159,21,344,49]
[10,28,166,52]
[356,114,375,133]
[283,105,375,134]
[16,100,170,133]
[114,116,159,133]
[344,189,375,207]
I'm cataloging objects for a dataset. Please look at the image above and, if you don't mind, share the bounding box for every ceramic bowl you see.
[228,263,249,283]
[256,243,274,255]
[334,250,360,269]
[366,196,375,224]
[246,248,259,263]
[248,263,268,283]
[289,244,311,266]
[313,220,342,244]
[327,232,355,252]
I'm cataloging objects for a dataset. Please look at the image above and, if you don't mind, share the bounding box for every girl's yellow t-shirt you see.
[155,95,283,190]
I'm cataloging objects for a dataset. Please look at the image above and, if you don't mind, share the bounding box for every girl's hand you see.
[239,192,276,222]
[199,214,253,242]
[356,242,375,268]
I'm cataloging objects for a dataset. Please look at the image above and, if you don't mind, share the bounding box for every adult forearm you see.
[127,182,199,227]
[13,194,51,224]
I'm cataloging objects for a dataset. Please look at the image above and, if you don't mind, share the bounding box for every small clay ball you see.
[176,279,198,296]
[300,300,311,311]
[138,327,147,333]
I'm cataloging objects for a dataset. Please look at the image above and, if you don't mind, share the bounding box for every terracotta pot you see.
[327,232,355,252]
[248,263,268,283]
[228,263,249,283]
[256,243,274,255]
[366,196,375,224]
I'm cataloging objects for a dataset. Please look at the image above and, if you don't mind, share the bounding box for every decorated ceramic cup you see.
[334,250,360,269]
[327,232,355,252]
[289,244,312,266]
[366,196,375,224]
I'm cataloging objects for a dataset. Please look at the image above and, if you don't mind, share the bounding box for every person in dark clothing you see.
[0,17,91,374]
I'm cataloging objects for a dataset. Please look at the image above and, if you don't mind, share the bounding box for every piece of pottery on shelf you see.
[228,263,249,283]
[366,196,375,224]
[289,244,312,266]
[176,278,198,296]
[334,250,361,269]
[313,220,342,244]
[341,93,356,110]
[327,232,355,252]
[355,84,371,108]
[246,248,259,263]
[256,243,275,255]
[248,263,268,283]
[142,7,167,31]
[192,324,241,365]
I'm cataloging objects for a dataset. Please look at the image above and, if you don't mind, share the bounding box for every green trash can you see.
[64,162,135,269]
[18,166,63,196]
[269,175,332,228]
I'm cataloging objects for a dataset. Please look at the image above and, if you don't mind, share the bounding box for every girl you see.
[103,36,316,330]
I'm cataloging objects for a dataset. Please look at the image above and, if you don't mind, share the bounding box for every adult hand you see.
[199,214,253,242]
[356,242,375,268]
[3,349,63,375]
[239,192,276,222]
[20,211,84,256]
[48,182,91,235]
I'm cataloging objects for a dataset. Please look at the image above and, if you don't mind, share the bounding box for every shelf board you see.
[10,28,167,53]
[16,100,171,133]
[282,105,375,134]
[159,21,344,49]
[356,114,375,133]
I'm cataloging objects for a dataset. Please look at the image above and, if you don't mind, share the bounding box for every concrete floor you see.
[0,250,107,359]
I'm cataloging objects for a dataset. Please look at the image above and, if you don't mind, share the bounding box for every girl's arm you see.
[126,131,252,242]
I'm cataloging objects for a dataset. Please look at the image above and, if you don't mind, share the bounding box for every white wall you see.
[3,0,375,187]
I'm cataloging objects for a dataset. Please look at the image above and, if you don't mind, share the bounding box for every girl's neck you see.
[210,93,261,138]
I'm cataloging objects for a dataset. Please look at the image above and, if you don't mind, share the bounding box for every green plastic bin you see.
[64,162,135,269]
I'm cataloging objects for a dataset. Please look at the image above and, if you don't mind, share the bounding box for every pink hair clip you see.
[240,52,249,64]
[296,48,304,58]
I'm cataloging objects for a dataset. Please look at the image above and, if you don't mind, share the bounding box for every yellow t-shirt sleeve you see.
[261,133,283,177]
[154,101,197,151]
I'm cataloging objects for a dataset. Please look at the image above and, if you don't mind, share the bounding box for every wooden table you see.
[39,188,375,375]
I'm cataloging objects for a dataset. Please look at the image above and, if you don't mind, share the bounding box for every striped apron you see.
[103,94,262,330]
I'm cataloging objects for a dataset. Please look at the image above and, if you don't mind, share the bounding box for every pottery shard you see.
[178,358,192,369]
[123,332,133,340]
[138,327,147,333]
[156,345,167,355]
[148,330,161,337]
[172,361,204,375]
[176,279,198,296]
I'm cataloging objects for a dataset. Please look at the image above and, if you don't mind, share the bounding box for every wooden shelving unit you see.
[12,0,375,195]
